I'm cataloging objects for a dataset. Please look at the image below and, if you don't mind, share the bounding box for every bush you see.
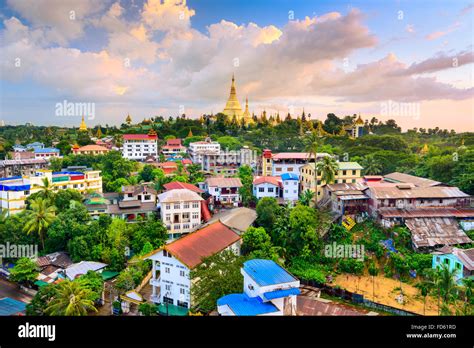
[338,259,364,275]
[288,257,328,283]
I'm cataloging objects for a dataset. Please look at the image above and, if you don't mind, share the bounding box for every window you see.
[352,170,356,175]
[192,202,199,208]
[165,214,171,221]
[285,181,289,185]
[165,267,170,273]
[165,204,171,210]
[444,259,450,266]
[259,187,265,192]
[275,168,282,172]
[180,270,186,277]
[177,300,188,308]
[268,187,274,193]
[183,203,189,209]
[456,263,461,270]
[174,203,180,209]
[163,297,173,305]
[287,167,293,172]
[165,284,171,291]
[180,288,185,295]
[192,212,199,219]
[342,170,347,175]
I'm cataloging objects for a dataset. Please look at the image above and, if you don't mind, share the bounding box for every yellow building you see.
[299,162,363,200]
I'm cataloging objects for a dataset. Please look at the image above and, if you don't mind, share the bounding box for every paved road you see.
[0,278,33,304]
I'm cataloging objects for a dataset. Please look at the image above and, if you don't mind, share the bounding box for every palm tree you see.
[423,268,442,315]
[304,132,324,203]
[461,278,473,315]
[36,177,54,201]
[299,189,315,206]
[361,154,382,175]
[438,263,458,305]
[23,197,56,249]
[316,156,339,187]
[45,280,97,316]
[415,281,430,315]
[368,261,379,302]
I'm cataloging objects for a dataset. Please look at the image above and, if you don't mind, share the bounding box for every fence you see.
[300,279,418,316]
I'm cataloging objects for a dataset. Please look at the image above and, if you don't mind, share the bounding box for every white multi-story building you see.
[261,149,331,178]
[122,132,158,161]
[0,169,102,215]
[145,221,241,313]
[205,177,242,207]
[252,176,282,200]
[157,189,203,240]
[217,259,300,316]
[281,173,299,201]
[188,138,220,164]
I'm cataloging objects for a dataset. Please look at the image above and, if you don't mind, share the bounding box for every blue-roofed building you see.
[34,147,60,160]
[0,297,27,316]
[26,142,45,151]
[281,173,299,202]
[217,259,300,316]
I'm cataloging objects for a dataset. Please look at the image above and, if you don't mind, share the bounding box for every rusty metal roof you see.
[327,182,368,192]
[405,218,472,249]
[165,221,241,269]
[370,186,470,199]
[378,207,474,218]
[206,177,242,188]
[383,172,441,187]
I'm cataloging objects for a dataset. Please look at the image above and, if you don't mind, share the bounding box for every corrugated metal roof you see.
[164,181,204,193]
[158,189,203,203]
[0,298,26,316]
[378,207,474,218]
[384,172,441,187]
[65,261,107,280]
[206,207,257,232]
[281,173,299,181]
[263,287,300,301]
[243,259,297,286]
[206,177,242,188]
[165,221,241,269]
[370,186,470,199]
[405,218,472,249]
[217,293,278,315]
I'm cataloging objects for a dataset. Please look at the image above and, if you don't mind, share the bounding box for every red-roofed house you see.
[252,176,282,199]
[145,221,241,310]
[163,181,204,194]
[122,132,158,161]
[161,138,186,158]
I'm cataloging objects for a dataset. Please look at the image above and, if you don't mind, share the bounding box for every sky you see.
[0,0,473,131]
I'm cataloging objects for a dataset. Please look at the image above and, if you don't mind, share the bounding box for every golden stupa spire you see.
[223,73,243,119]
[420,143,429,154]
[241,96,253,124]
[79,116,87,131]
[187,128,193,138]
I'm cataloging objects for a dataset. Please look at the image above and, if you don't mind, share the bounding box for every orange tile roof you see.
[164,181,204,193]
[75,144,109,152]
[253,176,282,186]
[165,221,240,269]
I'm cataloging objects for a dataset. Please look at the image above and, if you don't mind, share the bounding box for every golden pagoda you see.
[79,116,87,131]
[187,128,193,138]
[242,97,254,124]
[223,74,243,119]
[420,143,429,154]
[355,114,364,125]
[126,114,132,125]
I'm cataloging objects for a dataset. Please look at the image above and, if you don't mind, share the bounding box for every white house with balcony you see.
[144,221,241,315]
[205,177,242,207]
[217,259,300,316]
[157,189,203,240]
[252,176,282,200]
